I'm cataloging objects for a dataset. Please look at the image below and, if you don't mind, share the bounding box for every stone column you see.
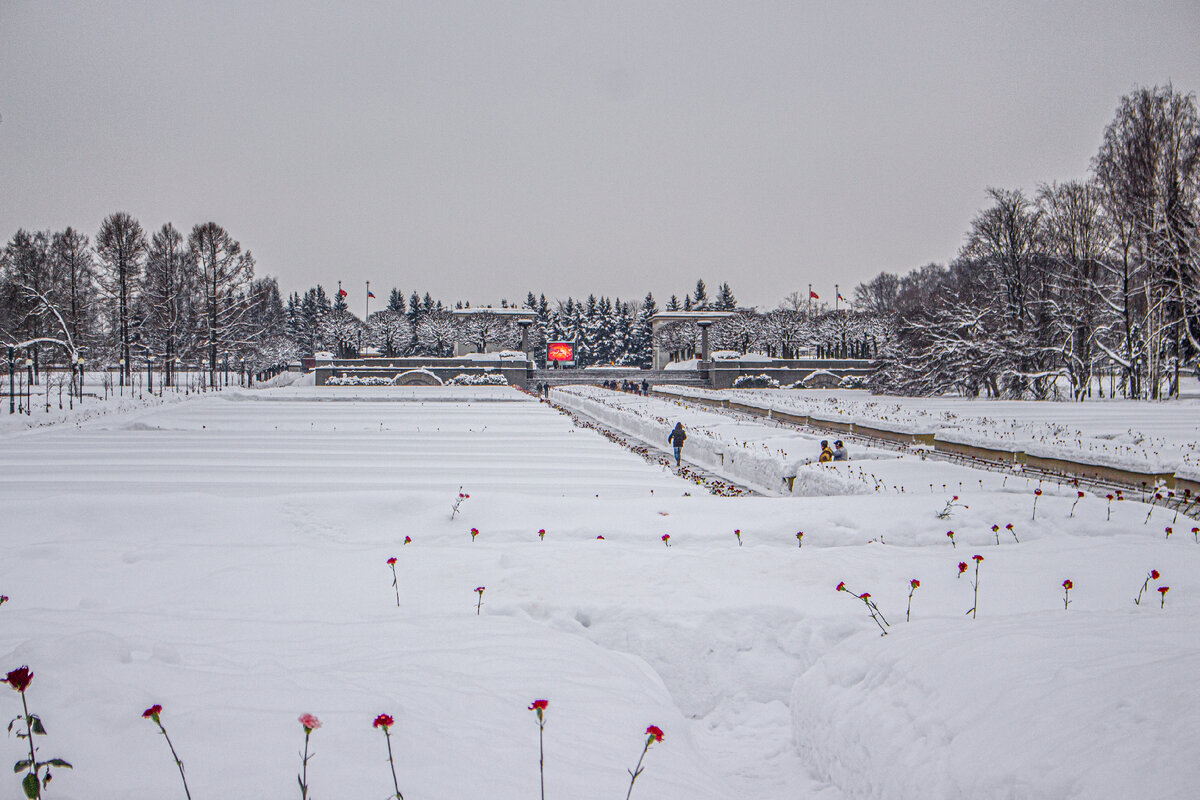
[698,321,712,363]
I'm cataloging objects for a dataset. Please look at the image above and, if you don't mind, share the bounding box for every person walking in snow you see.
[832,440,849,461]
[819,440,834,463]
[668,422,687,468]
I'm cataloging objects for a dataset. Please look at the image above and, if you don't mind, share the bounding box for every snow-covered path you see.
[2,385,1198,799]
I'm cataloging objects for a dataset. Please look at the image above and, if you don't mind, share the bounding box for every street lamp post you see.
[118,359,125,396]
[146,354,154,394]
[25,358,34,415]
[77,356,85,404]
[7,346,14,414]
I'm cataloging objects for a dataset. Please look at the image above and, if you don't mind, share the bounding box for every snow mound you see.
[792,615,1200,799]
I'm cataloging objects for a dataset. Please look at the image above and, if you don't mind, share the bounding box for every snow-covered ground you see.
[657,385,1200,478]
[2,384,1198,799]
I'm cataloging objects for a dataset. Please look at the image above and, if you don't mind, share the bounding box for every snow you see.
[2,384,1198,799]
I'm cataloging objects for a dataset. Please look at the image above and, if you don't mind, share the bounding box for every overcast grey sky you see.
[2,1,1198,310]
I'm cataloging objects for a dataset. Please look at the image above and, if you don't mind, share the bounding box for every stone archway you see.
[392,370,444,387]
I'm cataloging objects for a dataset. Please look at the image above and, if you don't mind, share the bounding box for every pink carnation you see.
[299,713,322,731]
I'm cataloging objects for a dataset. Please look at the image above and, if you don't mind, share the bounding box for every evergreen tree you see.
[691,278,709,309]
[666,294,681,311]
[715,281,737,310]
[388,288,406,314]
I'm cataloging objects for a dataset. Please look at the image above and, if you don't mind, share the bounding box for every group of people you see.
[602,378,650,395]
[818,440,849,462]
[666,423,849,471]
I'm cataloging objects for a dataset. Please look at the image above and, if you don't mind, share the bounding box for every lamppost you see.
[77,356,85,404]
[118,359,125,396]
[175,358,181,393]
[146,353,154,394]
[7,346,13,414]
[25,358,34,415]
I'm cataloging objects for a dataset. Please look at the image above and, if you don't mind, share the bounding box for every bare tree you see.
[188,222,256,383]
[96,212,147,382]
[366,309,412,356]
[414,311,457,356]
[142,223,194,385]
[458,310,519,353]
[50,227,96,356]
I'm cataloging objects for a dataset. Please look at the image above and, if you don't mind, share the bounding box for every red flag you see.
[810,290,820,300]
[338,288,348,298]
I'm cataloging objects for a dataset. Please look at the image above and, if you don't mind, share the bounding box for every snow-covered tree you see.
[367,309,412,356]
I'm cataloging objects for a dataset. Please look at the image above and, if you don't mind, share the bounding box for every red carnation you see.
[1158,586,1170,595]
[1077,491,1085,498]
[404,536,412,545]
[596,535,605,539]
[910,579,920,589]
[0,595,8,605]
[836,581,846,592]
[1034,489,1042,496]
[973,554,984,562]
[958,562,968,574]
[1063,579,1073,590]
[645,725,664,743]
[475,586,485,593]
[373,713,394,729]
[387,557,397,565]
[859,592,871,600]
[529,699,549,711]
[1006,523,1013,530]
[3,666,32,693]
[1151,569,1160,579]
[142,704,163,720]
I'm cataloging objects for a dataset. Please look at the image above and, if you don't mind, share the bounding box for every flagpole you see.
[808,283,813,313]
[835,284,839,312]
[365,281,370,319]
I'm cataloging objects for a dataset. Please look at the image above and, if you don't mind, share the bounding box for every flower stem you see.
[300,730,311,799]
[390,564,400,607]
[156,719,192,800]
[538,720,545,800]
[20,692,39,800]
[383,728,404,800]
[624,739,651,800]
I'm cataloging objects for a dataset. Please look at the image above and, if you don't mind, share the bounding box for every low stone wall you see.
[314,358,532,387]
[1021,453,1175,492]
[706,362,871,390]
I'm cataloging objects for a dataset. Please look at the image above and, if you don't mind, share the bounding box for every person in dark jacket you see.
[668,422,687,467]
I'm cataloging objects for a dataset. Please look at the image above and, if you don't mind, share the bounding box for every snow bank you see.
[793,615,1199,799]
